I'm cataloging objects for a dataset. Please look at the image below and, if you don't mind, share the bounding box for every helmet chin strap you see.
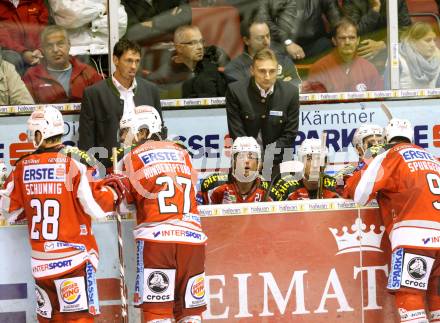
[232,168,259,183]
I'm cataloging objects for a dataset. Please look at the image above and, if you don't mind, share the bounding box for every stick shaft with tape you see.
[112,148,128,323]
[317,131,327,199]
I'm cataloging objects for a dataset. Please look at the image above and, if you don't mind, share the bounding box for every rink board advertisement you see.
[0,99,439,174]
[0,200,400,322]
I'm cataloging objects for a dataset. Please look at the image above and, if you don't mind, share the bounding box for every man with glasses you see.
[306,18,383,93]
[147,25,227,99]
[23,25,102,104]
[79,39,163,169]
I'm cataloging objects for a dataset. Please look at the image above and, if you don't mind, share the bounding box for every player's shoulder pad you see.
[60,146,98,167]
[168,139,189,151]
[270,174,302,201]
[200,172,229,192]
[322,174,337,190]
[259,177,271,190]
[14,152,34,166]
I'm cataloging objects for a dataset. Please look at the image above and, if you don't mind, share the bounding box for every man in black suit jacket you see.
[226,48,299,179]
[79,39,162,168]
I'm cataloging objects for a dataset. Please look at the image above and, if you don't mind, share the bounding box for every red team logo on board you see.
[61,280,81,304]
[9,133,34,166]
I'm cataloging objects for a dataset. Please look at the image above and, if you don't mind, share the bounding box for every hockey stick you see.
[112,148,129,323]
[317,131,327,199]
[380,103,393,121]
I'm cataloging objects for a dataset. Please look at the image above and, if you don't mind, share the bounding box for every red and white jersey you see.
[345,143,440,251]
[198,173,269,204]
[0,146,115,279]
[121,140,207,245]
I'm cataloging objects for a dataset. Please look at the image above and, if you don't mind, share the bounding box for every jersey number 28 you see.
[30,199,60,240]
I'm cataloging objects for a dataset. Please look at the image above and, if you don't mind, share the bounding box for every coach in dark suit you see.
[79,39,162,168]
[226,48,299,178]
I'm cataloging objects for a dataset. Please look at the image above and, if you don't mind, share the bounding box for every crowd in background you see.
[0,0,440,105]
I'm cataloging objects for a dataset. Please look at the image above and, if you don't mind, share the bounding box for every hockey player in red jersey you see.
[116,106,207,323]
[344,118,440,323]
[269,138,339,200]
[0,106,124,323]
[198,136,270,204]
[335,124,384,193]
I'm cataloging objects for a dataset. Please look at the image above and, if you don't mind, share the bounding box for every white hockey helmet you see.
[119,105,162,144]
[352,124,384,148]
[231,136,261,182]
[384,118,413,143]
[297,138,328,182]
[27,106,64,148]
[297,138,328,160]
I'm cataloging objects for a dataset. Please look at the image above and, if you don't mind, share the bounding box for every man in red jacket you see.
[23,25,102,104]
[0,0,48,75]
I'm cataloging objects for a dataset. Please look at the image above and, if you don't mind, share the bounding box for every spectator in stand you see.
[258,0,342,61]
[23,26,102,104]
[224,19,301,85]
[394,22,440,89]
[122,0,191,45]
[343,0,411,69]
[147,25,227,99]
[79,39,162,168]
[306,18,383,93]
[0,51,34,105]
[0,0,48,75]
[48,0,127,56]
[226,48,299,178]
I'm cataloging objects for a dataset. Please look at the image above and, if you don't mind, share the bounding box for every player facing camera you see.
[298,138,328,191]
[269,138,339,201]
[198,136,271,204]
[352,124,384,159]
[231,136,262,183]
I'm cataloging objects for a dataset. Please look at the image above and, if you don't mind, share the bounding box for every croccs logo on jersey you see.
[191,275,205,300]
[138,149,185,166]
[147,271,169,293]
[23,164,66,183]
[407,257,427,280]
[400,148,436,162]
[60,280,81,304]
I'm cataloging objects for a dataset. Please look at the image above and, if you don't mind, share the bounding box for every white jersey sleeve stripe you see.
[73,159,107,220]
[354,150,390,206]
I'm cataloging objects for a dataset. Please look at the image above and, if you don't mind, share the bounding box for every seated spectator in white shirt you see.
[48,0,127,55]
